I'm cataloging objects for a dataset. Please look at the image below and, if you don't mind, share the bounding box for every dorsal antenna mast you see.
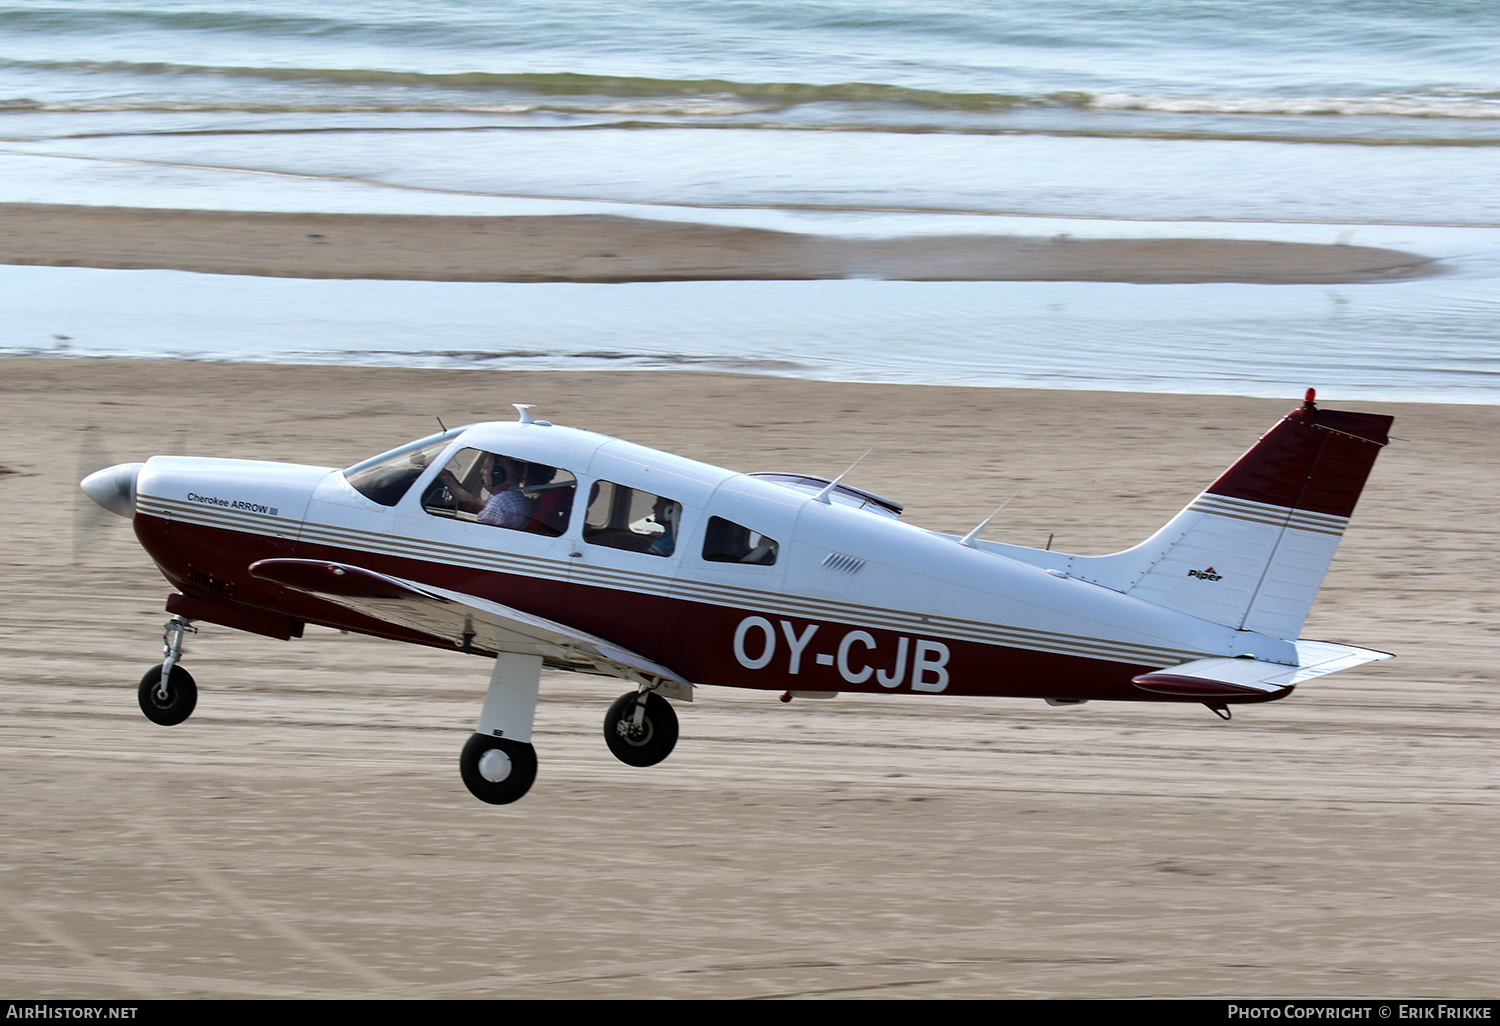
[959,492,1020,548]
[814,448,874,504]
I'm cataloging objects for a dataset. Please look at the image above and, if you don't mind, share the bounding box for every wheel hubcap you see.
[477,748,513,782]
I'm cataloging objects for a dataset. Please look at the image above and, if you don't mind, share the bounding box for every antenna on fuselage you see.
[959,492,1020,548]
[813,448,873,505]
[511,403,553,426]
[436,416,447,432]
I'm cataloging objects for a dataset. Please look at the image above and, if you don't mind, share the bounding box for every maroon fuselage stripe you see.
[132,513,1286,705]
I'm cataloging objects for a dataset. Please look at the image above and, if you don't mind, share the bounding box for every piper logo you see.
[1187,566,1223,581]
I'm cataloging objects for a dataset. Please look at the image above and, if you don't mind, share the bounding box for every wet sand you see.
[0,203,1441,284]
[0,358,1495,998]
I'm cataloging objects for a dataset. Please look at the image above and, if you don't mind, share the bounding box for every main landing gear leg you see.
[459,653,542,805]
[138,615,197,726]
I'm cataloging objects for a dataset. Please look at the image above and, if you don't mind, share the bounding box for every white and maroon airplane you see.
[81,390,1392,804]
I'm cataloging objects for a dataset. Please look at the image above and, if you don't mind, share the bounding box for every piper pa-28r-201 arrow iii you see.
[81,390,1393,804]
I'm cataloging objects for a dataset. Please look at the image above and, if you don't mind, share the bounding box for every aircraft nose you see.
[80,462,145,518]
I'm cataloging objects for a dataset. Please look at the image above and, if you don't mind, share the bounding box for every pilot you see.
[433,451,487,514]
[476,455,533,529]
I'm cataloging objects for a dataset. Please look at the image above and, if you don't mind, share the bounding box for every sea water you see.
[0,0,1495,401]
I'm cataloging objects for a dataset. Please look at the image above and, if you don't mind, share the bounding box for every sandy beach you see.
[1,356,1495,999]
[0,203,1442,284]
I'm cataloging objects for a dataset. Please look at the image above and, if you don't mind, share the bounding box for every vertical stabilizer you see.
[1072,392,1392,639]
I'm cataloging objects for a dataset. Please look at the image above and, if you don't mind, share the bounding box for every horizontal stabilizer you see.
[249,558,692,698]
[1132,639,1392,700]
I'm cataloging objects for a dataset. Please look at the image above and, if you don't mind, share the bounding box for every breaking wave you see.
[4,59,1499,124]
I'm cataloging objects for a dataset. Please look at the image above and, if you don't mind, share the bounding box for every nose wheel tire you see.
[137,665,197,726]
[460,733,538,804]
[604,691,679,767]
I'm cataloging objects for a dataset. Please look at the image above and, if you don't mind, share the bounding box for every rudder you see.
[1071,391,1392,639]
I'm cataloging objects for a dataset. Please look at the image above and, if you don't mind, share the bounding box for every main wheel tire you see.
[603,691,679,767]
[137,665,197,726]
[459,733,538,805]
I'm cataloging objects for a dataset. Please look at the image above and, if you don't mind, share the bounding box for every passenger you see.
[524,463,572,536]
[646,495,679,556]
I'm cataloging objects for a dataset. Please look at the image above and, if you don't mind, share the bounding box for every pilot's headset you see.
[658,498,679,535]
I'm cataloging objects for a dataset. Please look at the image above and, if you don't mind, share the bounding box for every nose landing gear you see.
[138,615,197,726]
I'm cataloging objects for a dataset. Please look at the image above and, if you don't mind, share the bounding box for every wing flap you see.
[249,558,692,697]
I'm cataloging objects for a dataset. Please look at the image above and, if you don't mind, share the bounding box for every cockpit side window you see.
[422,447,576,537]
[584,481,682,556]
[343,430,461,507]
[702,515,779,565]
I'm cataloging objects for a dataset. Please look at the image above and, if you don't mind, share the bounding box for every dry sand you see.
[0,203,1442,284]
[0,358,1495,999]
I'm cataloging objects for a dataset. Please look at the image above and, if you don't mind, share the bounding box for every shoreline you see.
[0,202,1443,285]
[13,350,1498,407]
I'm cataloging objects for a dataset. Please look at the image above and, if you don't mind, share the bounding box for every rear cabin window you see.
[702,516,779,566]
[584,481,682,556]
[421,447,576,537]
[343,430,461,507]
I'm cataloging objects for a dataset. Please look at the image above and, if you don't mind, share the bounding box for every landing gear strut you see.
[138,615,197,726]
[460,652,543,805]
[603,690,678,767]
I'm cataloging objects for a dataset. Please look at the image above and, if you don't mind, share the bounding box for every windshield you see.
[343,429,462,507]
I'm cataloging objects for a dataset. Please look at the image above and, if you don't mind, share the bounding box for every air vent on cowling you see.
[821,552,865,575]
